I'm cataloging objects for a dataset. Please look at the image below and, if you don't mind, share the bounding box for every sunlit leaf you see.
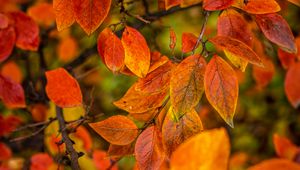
[53,0,75,31]
[284,62,300,108]
[209,36,263,66]
[203,0,234,11]
[170,128,230,170]
[9,11,40,51]
[162,107,203,156]
[233,0,280,14]
[93,150,118,170]
[135,126,165,170]
[256,13,296,53]
[204,55,238,127]
[122,26,150,77]
[248,159,300,170]
[170,55,206,115]
[27,2,55,27]
[0,74,26,108]
[45,68,82,107]
[181,32,198,53]
[89,115,138,145]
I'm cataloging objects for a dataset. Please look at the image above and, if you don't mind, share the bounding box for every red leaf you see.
[285,62,300,108]
[252,58,275,88]
[203,0,234,11]
[97,28,111,63]
[169,28,177,50]
[256,13,296,53]
[45,68,82,107]
[73,0,111,35]
[93,150,118,170]
[135,126,165,170]
[0,74,26,108]
[9,11,40,51]
[278,48,297,69]
[0,13,9,29]
[233,0,280,14]
[27,2,55,27]
[30,153,54,170]
[0,26,15,63]
[181,32,198,53]
[0,142,12,161]
[273,134,300,160]
[0,115,22,137]
[1,61,23,83]
[53,0,75,31]
[248,159,300,170]
[122,26,151,77]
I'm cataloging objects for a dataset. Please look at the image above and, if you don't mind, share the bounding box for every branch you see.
[192,10,210,54]
[56,106,81,170]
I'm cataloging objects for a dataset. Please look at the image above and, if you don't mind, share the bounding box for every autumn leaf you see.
[57,36,78,63]
[122,26,151,77]
[248,159,300,170]
[92,150,118,170]
[203,0,234,11]
[170,55,206,115]
[209,36,263,66]
[73,126,92,151]
[45,68,83,107]
[252,57,275,88]
[0,26,16,62]
[135,126,165,170]
[0,13,9,29]
[181,0,203,7]
[255,13,296,53]
[9,11,40,51]
[29,103,48,122]
[0,74,26,108]
[287,0,300,7]
[108,144,134,158]
[27,2,55,27]
[30,153,54,170]
[149,53,170,73]
[162,107,203,156]
[169,28,177,50]
[233,0,280,14]
[89,115,138,145]
[0,61,23,84]
[181,32,198,53]
[170,128,230,170]
[0,142,11,161]
[102,29,125,73]
[53,0,75,31]
[285,62,300,108]
[278,48,297,69]
[73,0,111,35]
[273,134,300,160]
[97,28,112,63]
[204,55,238,127]
[0,115,22,137]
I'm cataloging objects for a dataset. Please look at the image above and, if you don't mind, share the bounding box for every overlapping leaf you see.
[256,13,296,53]
[162,107,203,156]
[122,26,151,77]
[203,0,234,11]
[181,32,198,53]
[284,62,300,108]
[233,0,280,14]
[0,26,15,62]
[170,128,230,170]
[204,56,238,127]
[45,68,82,107]
[89,115,138,145]
[252,57,275,88]
[248,159,300,170]
[278,48,297,69]
[165,0,181,9]
[135,126,165,170]
[209,36,263,66]
[170,55,206,115]
[273,134,300,160]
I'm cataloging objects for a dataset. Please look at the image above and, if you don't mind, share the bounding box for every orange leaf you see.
[170,128,230,170]
[1,61,23,83]
[273,134,300,160]
[204,55,238,127]
[162,107,203,156]
[203,0,234,11]
[57,36,78,63]
[0,142,12,161]
[27,2,55,27]
[255,13,296,53]
[0,74,26,108]
[9,11,40,51]
[252,58,275,88]
[285,62,300,108]
[103,29,125,72]
[114,83,168,113]
[181,32,198,53]
[45,68,82,107]
[209,36,263,66]
[29,103,48,122]
[233,0,280,14]
[73,126,92,152]
[122,26,151,77]
[108,144,134,158]
[135,126,165,170]
[169,28,177,50]
[248,159,300,170]
[89,115,138,145]
[170,55,206,115]
[30,153,54,170]
[165,0,181,10]
[97,28,111,63]
[149,52,169,73]
[0,26,16,62]
[73,0,111,35]
[0,13,9,29]
[53,0,75,31]
[287,0,300,7]
[278,48,297,69]
[93,150,118,170]
[181,0,203,7]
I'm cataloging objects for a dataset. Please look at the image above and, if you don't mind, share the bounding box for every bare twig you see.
[56,106,81,170]
[192,11,210,54]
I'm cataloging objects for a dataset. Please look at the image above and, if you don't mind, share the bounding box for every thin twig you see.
[192,11,210,54]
